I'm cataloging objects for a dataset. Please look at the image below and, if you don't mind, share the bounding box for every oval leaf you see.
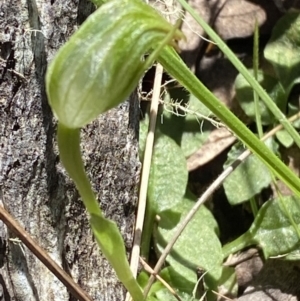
[235,70,286,125]
[264,12,300,91]
[223,140,277,205]
[178,93,213,157]
[276,129,294,148]
[154,193,222,287]
[147,132,188,213]
[155,289,198,301]
[249,196,300,258]
[160,89,213,158]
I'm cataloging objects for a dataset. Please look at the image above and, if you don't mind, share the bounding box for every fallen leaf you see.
[187,127,236,171]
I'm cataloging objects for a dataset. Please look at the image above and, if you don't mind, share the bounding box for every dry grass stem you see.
[140,257,183,301]
[129,63,164,279]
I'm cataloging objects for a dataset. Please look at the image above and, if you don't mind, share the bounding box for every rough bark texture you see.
[0,1,139,300]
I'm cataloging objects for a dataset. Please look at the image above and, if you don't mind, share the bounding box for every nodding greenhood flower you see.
[46,0,183,129]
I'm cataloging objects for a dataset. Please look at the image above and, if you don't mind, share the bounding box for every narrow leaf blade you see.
[90,214,144,301]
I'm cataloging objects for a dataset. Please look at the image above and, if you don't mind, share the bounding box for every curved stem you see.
[58,123,144,301]
[222,232,254,259]
[57,123,101,216]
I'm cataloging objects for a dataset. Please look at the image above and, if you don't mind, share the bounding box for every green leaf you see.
[223,140,277,205]
[264,12,300,91]
[217,266,238,298]
[155,288,197,301]
[46,0,182,128]
[154,193,222,289]
[235,70,286,125]
[288,102,300,129]
[159,266,195,294]
[283,248,300,260]
[160,89,213,157]
[177,94,213,157]
[185,93,212,118]
[139,116,149,160]
[137,271,149,290]
[138,271,164,297]
[276,129,294,148]
[90,214,144,301]
[146,297,160,301]
[147,132,188,213]
[140,113,188,213]
[223,196,300,259]
[250,196,300,258]
[141,267,201,301]
[139,117,188,257]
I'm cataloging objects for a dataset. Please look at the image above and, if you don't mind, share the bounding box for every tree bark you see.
[0,1,139,300]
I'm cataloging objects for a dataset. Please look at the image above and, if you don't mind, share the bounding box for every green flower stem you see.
[176,0,300,149]
[222,232,253,259]
[158,47,300,197]
[57,123,102,216]
[58,123,144,301]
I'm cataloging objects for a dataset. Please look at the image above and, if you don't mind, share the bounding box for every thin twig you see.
[129,64,164,278]
[143,111,300,296]
[211,290,235,301]
[140,257,182,301]
[0,206,92,301]
[0,58,26,80]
